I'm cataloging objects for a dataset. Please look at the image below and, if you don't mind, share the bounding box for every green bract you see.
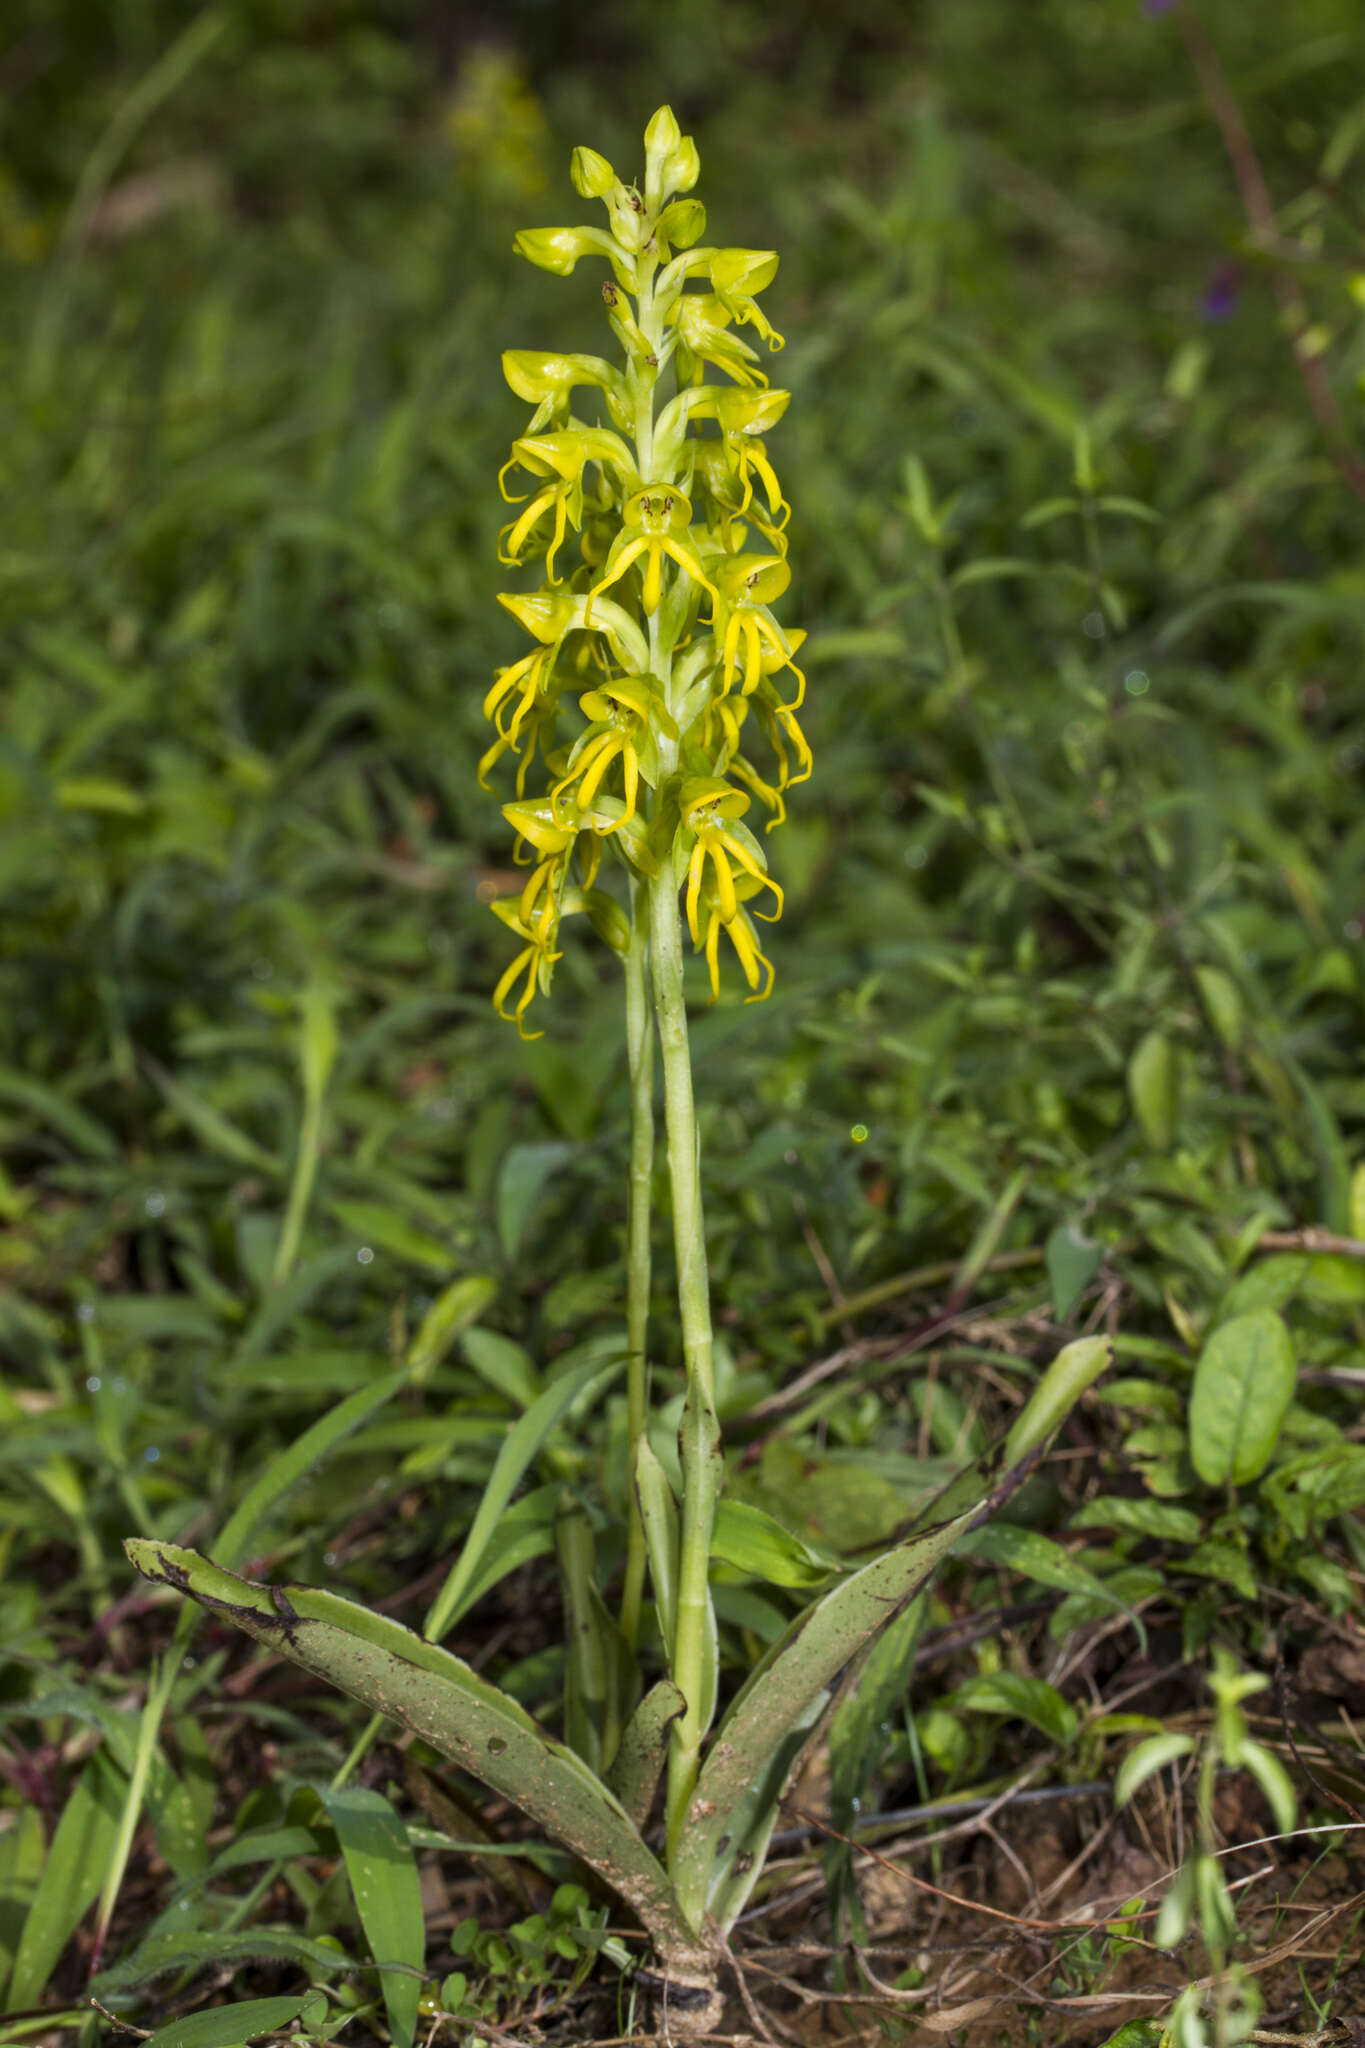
[484,106,804,1036]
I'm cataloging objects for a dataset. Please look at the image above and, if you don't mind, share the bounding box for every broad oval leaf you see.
[1188,1309,1295,1486]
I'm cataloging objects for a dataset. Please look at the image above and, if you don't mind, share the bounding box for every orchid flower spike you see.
[482,105,805,1032]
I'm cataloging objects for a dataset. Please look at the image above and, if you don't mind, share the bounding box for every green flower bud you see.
[644,104,700,207]
[570,146,616,198]
[657,198,707,253]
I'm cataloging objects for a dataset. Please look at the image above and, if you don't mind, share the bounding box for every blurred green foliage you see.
[1,0,1363,2031]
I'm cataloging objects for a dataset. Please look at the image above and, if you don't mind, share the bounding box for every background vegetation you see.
[1,1,1363,2042]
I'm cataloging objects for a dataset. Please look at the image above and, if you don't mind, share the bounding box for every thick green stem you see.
[619,882,655,1651]
[648,865,721,1870]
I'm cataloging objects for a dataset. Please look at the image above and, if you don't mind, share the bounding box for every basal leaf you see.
[124,1542,703,1974]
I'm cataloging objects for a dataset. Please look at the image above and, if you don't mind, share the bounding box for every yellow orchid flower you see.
[502,797,577,867]
[687,441,785,557]
[669,292,768,389]
[513,224,638,293]
[501,349,630,432]
[498,428,636,582]
[483,644,556,744]
[751,686,813,790]
[489,882,562,1039]
[551,676,677,832]
[486,107,805,1032]
[696,872,777,1003]
[709,249,784,351]
[586,486,718,619]
[679,776,783,945]
[710,554,804,700]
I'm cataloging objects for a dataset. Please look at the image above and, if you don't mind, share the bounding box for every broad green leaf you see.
[323,1788,424,2048]
[826,1598,924,1938]
[8,1751,123,2009]
[1127,1029,1176,1149]
[1001,1336,1111,1470]
[1218,1255,1309,1321]
[497,1140,574,1259]
[1095,2020,1164,2048]
[1188,1310,1296,1486]
[710,1499,837,1589]
[143,1995,316,2048]
[1070,1495,1201,1543]
[1238,1740,1296,1834]
[1184,1540,1257,1601]
[1194,964,1244,1050]
[423,1350,623,1639]
[945,1672,1077,1745]
[124,1542,705,1976]
[1044,1223,1103,1323]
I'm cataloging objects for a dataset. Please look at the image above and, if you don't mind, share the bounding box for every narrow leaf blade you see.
[322,1788,424,2048]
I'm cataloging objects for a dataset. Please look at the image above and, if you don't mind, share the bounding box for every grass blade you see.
[422,1352,624,1640]
[8,1751,123,2010]
[322,1788,424,2048]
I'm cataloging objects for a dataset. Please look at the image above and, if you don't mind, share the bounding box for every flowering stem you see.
[619,879,654,1652]
[647,860,720,1873]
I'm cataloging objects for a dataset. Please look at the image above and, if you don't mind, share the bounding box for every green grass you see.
[1,1,1363,2039]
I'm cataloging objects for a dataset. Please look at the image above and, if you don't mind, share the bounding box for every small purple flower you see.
[1201,263,1240,322]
